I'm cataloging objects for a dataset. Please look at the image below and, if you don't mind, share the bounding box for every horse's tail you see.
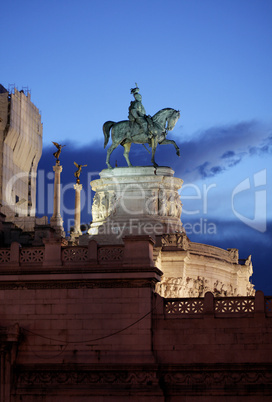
[103,121,115,148]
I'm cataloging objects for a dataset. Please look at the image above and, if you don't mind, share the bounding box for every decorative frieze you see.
[14,366,272,394]
[162,367,272,387]
[16,369,158,386]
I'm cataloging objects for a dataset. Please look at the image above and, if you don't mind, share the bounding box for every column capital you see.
[53,164,63,173]
[74,183,83,191]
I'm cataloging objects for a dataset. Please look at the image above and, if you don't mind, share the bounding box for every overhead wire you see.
[20,296,163,359]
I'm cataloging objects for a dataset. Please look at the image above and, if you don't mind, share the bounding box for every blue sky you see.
[1,0,272,293]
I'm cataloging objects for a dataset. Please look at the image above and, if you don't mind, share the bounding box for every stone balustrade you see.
[0,235,155,268]
[164,291,271,317]
[0,241,125,266]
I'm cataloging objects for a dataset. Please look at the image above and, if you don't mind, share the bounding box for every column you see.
[50,162,65,237]
[73,182,82,236]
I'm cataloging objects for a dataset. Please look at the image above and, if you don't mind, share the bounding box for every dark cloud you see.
[194,162,225,178]
[221,150,235,159]
[173,121,272,180]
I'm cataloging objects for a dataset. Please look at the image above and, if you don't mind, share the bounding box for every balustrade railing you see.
[20,248,44,263]
[0,244,125,265]
[62,247,88,262]
[215,297,255,314]
[165,298,204,315]
[0,249,11,263]
[98,246,124,262]
[164,294,269,317]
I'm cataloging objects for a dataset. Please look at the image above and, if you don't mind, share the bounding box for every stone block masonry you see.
[0,236,270,400]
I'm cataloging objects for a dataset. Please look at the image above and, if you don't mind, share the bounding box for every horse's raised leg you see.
[159,139,180,156]
[123,143,132,167]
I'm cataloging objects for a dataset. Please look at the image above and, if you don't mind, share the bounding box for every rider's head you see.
[134,93,142,102]
[130,85,140,95]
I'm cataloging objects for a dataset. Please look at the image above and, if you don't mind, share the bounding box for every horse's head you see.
[167,109,180,131]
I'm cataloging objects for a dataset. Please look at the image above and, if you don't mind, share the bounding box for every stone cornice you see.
[14,363,272,395]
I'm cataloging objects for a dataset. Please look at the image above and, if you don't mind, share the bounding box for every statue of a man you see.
[128,84,154,139]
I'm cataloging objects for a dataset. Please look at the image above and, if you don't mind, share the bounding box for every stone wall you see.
[0,237,270,401]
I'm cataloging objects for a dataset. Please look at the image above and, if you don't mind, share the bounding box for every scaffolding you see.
[8,84,31,97]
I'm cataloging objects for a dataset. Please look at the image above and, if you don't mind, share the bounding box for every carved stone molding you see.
[16,369,158,386]
[0,279,155,290]
[161,233,189,250]
[227,248,239,263]
[162,367,272,388]
[14,365,272,396]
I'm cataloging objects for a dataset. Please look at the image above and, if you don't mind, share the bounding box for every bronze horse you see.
[103,108,180,168]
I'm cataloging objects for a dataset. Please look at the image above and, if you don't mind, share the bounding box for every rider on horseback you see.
[128,85,155,141]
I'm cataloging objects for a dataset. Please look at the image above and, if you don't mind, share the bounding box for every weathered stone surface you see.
[88,166,183,238]
[0,87,43,229]
[155,235,254,297]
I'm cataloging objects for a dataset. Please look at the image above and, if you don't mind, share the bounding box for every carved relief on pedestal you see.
[92,193,100,221]
[175,193,182,218]
[213,280,238,297]
[156,276,208,298]
[246,282,255,296]
[100,192,108,219]
[161,233,189,250]
[108,192,117,217]
[185,276,209,297]
[92,191,119,222]
[227,248,239,263]
[90,167,184,235]
[245,255,252,268]
[146,190,158,215]
[156,277,184,298]
[156,274,252,298]
[158,189,167,216]
[167,193,175,216]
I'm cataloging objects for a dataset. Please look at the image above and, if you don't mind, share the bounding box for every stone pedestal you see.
[73,182,82,237]
[88,166,183,239]
[50,163,65,237]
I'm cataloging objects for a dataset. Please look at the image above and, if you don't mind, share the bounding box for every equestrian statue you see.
[103,84,180,168]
